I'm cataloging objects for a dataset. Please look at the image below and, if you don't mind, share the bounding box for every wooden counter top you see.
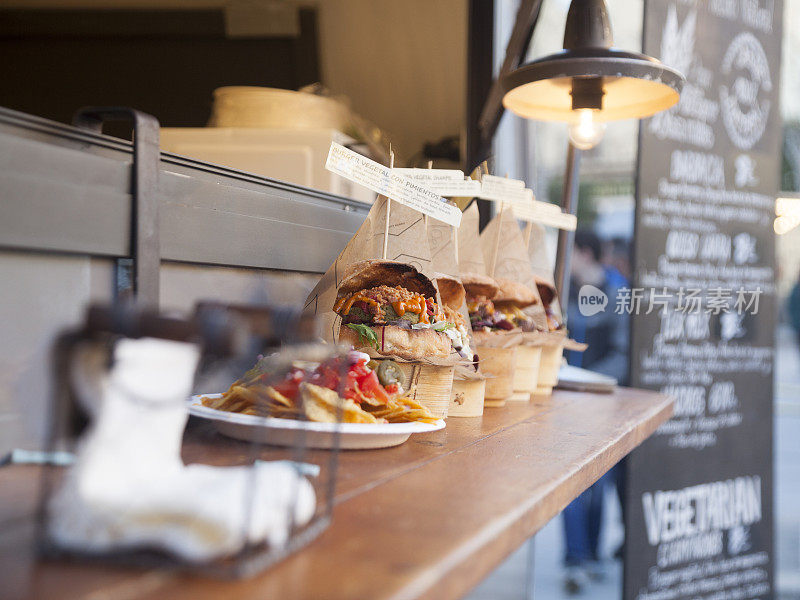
[2,387,672,600]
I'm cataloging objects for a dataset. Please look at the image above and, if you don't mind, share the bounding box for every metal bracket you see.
[554,142,582,317]
[72,107,160,309]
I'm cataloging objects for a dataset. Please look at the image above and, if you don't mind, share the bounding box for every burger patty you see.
[335,285,442,326]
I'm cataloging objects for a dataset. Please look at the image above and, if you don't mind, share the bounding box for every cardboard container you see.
[477,345,517,407]
[396,362,455,419]
[448,377,485,417]
[536,338,565,396]
[210,86,350,130]
[510,344,543,401]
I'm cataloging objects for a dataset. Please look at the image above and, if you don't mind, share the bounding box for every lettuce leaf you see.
[345,323,379,351]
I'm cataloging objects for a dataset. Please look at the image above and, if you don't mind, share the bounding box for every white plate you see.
[188,395,446,450]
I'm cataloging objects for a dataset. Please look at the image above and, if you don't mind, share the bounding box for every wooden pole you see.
[487,166,504,278]
[382,147,395,260]
[423,160,433,233]
[489,201,505,278]
[425,160,445,311]
[453,224,459,266]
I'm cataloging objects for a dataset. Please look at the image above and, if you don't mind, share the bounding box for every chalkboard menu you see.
[625,1,782,598]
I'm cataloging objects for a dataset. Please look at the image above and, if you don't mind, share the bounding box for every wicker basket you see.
[510,345,543,401]
[396,362,455,419]
[448,377,485,417]
[536,339,565,396]
[476,345,517,407]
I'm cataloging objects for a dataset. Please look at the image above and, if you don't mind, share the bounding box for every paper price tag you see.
[511,200,577,231]
[325,143,462,227]
[478,174,534,204]
[392,168,482,197]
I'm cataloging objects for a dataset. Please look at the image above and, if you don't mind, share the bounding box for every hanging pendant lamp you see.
[501,0,685,126]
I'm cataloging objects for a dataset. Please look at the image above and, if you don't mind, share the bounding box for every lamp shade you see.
[501,0,685,123]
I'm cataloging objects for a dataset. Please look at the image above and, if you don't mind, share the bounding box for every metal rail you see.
[0,106,369,276]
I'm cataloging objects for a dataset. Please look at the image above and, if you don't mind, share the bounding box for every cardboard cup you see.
[396,362,455,419]
[510,344,543,401]
[535,339,565,396]
[448,377,485,417]
[477,345,517,407]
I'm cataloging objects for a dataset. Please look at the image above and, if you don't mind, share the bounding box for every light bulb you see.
[774,215,800,235]
[776,196,800,217]
[568,109,606,150]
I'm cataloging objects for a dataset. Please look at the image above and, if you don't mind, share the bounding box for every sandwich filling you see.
[334,285,471,358]
[467,295,537,332]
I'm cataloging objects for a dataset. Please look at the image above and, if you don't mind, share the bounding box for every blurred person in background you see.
[788,266,800,348]
[602,236,633,559]
[560,230,630,594]
[603,237,632,288]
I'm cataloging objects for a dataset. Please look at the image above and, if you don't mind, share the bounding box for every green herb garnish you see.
[346,323,380,351]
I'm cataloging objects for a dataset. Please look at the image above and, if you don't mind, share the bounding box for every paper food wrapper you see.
[523,222,583,351]
[525,221,565,324]
[456,201,524,351]
[427,203,483,378]
[472,329,523,349]
[457,201,488,276]
[536,327,586,353]
[563,337,589,352]
[480,207,548,332]
[304,196,463,366]
[427,215,460,279]
[521,329,550,346]
[526,222,555,288]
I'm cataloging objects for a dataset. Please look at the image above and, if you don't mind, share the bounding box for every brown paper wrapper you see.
[457,201,489,276]
[303,196,465,367]
[526,222,556,288]
[427,215,460,280]
[480,207,548,331]
[525,221,566,326]
[472,329,523,348]
[520,330,550,346]
[563,338,588,352]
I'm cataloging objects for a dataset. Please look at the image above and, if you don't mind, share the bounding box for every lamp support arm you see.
[554,142,581,317]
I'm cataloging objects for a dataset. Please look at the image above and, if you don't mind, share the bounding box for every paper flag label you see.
[479,174,533,204]
[511,200,577,230]
[393,168,482,197]
[325,143,462,227]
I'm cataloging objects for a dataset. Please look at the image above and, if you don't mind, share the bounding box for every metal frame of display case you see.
[0,106,369,283]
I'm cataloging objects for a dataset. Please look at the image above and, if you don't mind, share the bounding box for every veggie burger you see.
[334,260,470,361]
[464,274,539,333]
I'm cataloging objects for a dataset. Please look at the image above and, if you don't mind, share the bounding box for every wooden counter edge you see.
[408,389,674,600]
